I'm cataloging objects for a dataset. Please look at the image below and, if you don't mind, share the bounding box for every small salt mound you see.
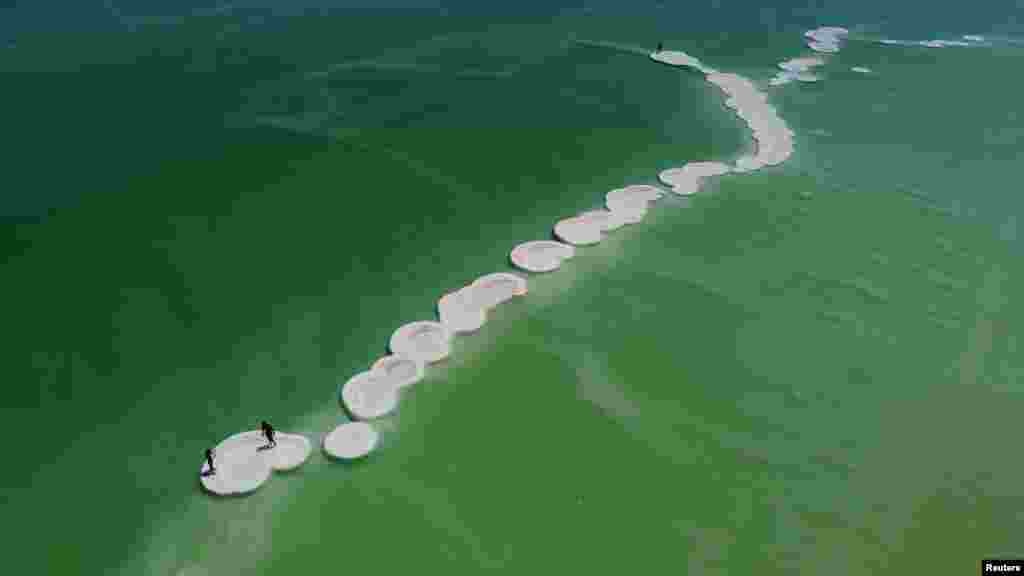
[772,55,827,84]
[778,56,826,72]
[807,41,840,53]
[605,185,663,219]
[470,272,528,309]
[370,354,425,389]
[323,421,379,460]
[510,240,575,273]
[200,431,312,496]
[389,321,451,364]
[578,209,627,232]
[851,66,872,74]
[796,73,820,82]
[650,50,708,72]
[341,369,401,420]
[804,26,849,53]
[554,215,602,246]
[437,286,487,333]
[658,162,730,195]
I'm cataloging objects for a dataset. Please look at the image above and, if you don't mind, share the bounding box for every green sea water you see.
[3,9,1023,575]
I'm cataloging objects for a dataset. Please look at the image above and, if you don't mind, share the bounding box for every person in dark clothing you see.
[657,42,663,52]
[202,448,216,476]
[260,420,277,450]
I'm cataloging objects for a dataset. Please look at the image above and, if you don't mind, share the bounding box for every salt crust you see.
[341,369,401,420]
[510,240,575,272]
[438,272,529,330]
[323,421,379,460]
[388,321,451,364]
[200,431,311,496]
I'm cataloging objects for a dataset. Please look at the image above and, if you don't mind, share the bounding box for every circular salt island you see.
[370,354,425,389]
[605,185,663,215]
[554,215,602,246]
[389,321,451,364]
[341,370,401,420]
[510,240,575,273]
[470,272,528,309]
[200,430,312,496]
[323,421,379,460]
[578,209,627,232]
[438,286,487,334]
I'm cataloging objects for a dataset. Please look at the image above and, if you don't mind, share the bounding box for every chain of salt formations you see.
[770,27,850,86]
[203,46,798,494]
[324,273,528,460]
[200,431,312,495]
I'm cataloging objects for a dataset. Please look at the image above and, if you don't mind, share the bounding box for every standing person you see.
[260,420,277,449]
[657,41,663,52]
[203,448,216,476]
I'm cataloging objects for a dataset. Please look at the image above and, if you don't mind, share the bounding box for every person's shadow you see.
[257,445,274,452]
[201,469,216,477]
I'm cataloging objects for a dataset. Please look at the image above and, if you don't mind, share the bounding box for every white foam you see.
[200,431,312,496]
[879,37,980,49]
[389,321,452,364]
[851,66,873,74]
[470,272,528,309]
[323,421,379,460]
[510,240,575,272]
[370,354,425,389]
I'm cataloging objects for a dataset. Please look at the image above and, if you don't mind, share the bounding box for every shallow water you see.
[2,5,1024,575]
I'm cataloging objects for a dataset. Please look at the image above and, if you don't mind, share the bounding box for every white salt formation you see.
[554,215,603,246]
[370,354,425,389]
[439,271,530,330]
[510,240,575,273]
[438,286,488,333]
[323,421,379,460]
[470,272,528,309]
[851,66,873,74]
[650,50,713,73]
[805,27,849,53]
[770,56,826,86]
[706,73,794,170]
[342,368,401,420]
[200,431,312,496]
[604,184,664,223]
[658,161,731,195]
[389,321,452,364]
